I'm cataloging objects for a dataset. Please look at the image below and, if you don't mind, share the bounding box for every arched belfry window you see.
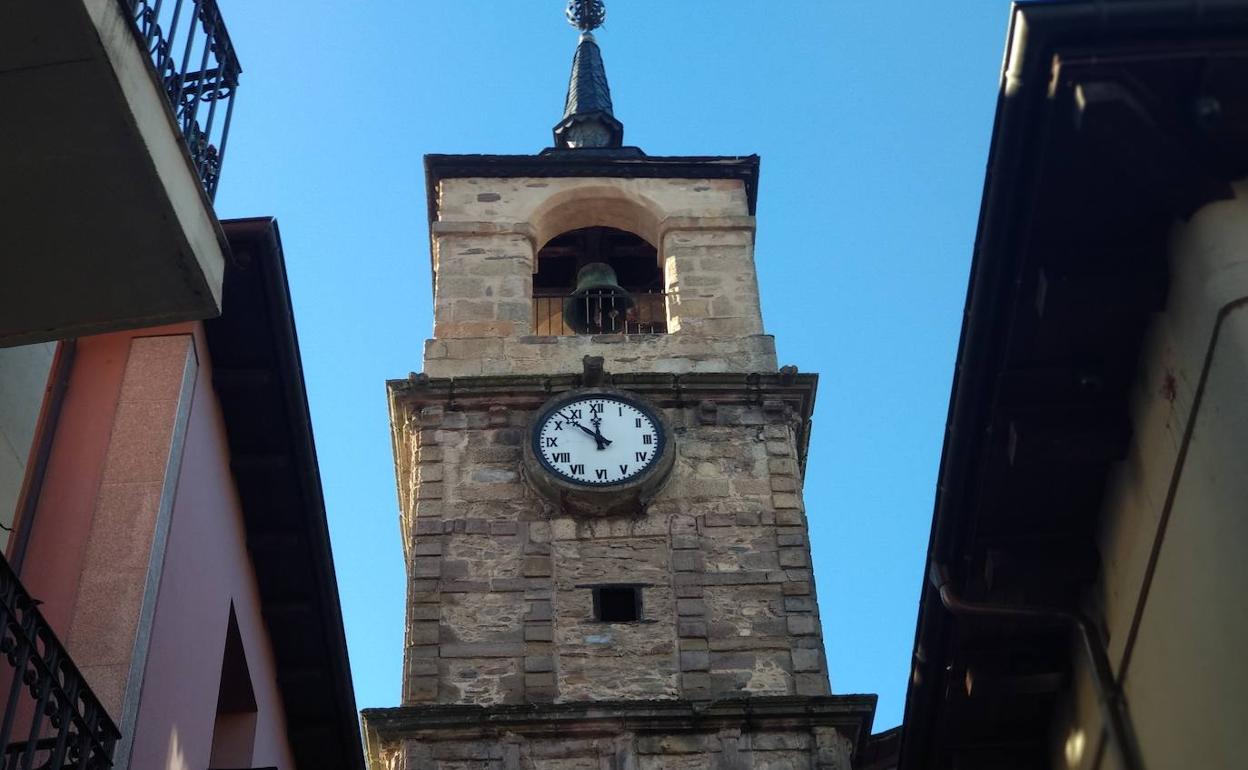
[532,226,667,335]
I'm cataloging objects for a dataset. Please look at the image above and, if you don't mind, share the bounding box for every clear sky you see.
[212,1,1009,730]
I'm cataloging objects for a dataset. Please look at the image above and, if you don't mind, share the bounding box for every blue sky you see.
[213,1,1009,729]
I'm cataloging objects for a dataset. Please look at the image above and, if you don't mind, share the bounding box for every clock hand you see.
[559,412,612,447]
[590,414,610,451]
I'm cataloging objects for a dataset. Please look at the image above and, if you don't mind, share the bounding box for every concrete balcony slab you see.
[0,0,228,346]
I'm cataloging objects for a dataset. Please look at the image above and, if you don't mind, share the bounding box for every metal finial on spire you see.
[566,0,606,32]
[553,0,622,149]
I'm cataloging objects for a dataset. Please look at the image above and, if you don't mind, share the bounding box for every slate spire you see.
[553,1,624,149]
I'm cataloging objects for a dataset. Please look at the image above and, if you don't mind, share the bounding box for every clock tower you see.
[362,3,879,767]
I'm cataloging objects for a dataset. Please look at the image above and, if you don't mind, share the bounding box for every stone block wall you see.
[662,223,763,338]
[424,177,772,377]
[421,334,778,378]
[393,380,829,708]
[432,228,534,339]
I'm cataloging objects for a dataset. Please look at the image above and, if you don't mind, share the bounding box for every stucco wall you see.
[128,328,295,770]
[1054,184,1248,770]
[20,333,131,637]
[17,325,296,770]
[0,341,55,543]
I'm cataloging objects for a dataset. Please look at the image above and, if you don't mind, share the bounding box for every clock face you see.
[533,395,665,487]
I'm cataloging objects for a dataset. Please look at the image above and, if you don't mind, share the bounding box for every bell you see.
[563,262,635,334]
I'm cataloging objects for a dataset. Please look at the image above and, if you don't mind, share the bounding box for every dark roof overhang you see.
[205,218,365,770]
[898,2,1248,768]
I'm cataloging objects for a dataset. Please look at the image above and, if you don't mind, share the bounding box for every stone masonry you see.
[424,177,777,378]
[360,167,881,768]
[362,699,873,770]
[390,374,828,707]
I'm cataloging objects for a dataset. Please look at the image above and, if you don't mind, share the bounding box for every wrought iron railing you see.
[124,0,242,201]
[0,555,119,769]
[532,290,668,335]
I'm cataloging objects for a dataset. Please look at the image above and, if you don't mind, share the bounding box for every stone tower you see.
[362,3,879,768]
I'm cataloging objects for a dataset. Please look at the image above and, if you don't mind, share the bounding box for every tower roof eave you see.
[422,152,761,222]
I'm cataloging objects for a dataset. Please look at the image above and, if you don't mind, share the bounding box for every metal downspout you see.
[929,563,1143,770]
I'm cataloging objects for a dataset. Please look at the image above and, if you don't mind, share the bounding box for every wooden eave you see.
[204,218,365,770]
[898,2,1248,769]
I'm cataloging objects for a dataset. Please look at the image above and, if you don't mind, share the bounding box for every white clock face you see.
[534,396,664,487]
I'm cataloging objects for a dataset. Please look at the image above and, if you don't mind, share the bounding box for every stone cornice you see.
[389,370,814,406]
[388,369,817,468]
[386,370,818,531]
[363,695,877,755]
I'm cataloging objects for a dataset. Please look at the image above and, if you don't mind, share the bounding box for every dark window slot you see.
[593,585,643,623]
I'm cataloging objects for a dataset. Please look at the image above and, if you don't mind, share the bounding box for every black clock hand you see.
[590,415,610,451]
[559,412,612,447]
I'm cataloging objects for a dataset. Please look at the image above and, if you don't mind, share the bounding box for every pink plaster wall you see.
[127,326,295,770]
[17,332,131,636]
[69,332,195,717]
[18,324,297,770]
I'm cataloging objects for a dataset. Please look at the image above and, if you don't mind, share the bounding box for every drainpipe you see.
[929,563,1143,770]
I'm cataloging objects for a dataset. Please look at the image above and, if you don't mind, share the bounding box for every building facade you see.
[1,4,362,769]
[362,4,880,768]
[899,3,1248,770]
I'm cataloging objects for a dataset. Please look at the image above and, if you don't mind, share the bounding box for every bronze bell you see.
[563,262,635,334]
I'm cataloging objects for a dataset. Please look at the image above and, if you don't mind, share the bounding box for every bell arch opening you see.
[532,226,667,335]
[528,185,665,249]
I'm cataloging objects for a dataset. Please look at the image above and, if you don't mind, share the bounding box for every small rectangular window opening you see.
[594,585,642,623]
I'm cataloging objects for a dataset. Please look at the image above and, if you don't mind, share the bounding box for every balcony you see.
[0,554,119,770]
[0,0,242,347]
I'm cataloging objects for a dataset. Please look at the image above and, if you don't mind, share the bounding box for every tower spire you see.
[553,0,624,149]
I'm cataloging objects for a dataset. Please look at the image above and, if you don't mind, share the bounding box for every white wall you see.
[1053,182,1248,770]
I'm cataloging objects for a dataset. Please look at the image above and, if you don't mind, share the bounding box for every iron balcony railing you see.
[0,554,119,770]
[532,290,668,336]
[125,0,241,200]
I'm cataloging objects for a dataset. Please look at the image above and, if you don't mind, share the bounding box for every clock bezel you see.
[523,387,675,512]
